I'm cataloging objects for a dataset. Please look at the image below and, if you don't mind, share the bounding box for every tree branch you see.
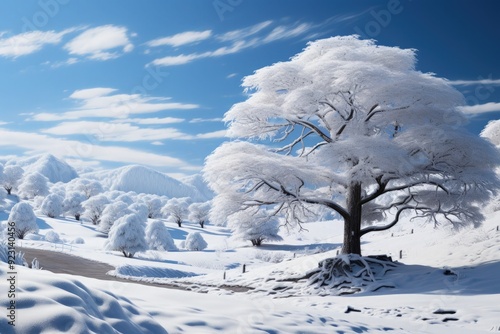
[360,206,413,236]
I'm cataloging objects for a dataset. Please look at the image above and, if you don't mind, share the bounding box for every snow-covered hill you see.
[82,165,208,201]
[181,173,214,200]
[6,154,78,183]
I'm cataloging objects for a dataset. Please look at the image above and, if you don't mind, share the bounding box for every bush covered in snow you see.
[98,201,131,233]
[162,197,191,227]
[230,211,283,246]
[128,202,149,222]
[2,165,24,195]
[18,171,49,199]
[184,232,208,251]
[8,202,38,239]
[40,193,64,218]
[82,195,110,225]
[45,230,61,243]
[188,201,211,228]
[63,191,87,221]
[105,214,147,258]
[71,237,85,244]
[145,220,177,251]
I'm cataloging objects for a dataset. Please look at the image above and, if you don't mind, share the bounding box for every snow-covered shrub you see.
[18,171,49,199]
[128,202,149,222]
[45,230,61,243]
[142,195,163,219]
[8,202,38,239]
[162,197,191,227]
[230,211,283,246]
[2,165,24,195]
[254,250,288,263]
[40,193,64,218]
[98,201,131,233]
[188,201,211,228]
[67,178,103,198]
[115,193,135,205]
[82,195,110,225]
[0,241,25,265]
[63,191,87,220]
[105,214,147,258]
[184,232,208,251]
[0,187,6,210]
[71,237,85,244]
[145,220,177,251]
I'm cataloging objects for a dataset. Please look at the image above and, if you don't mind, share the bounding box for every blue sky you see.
[0,0,499,179]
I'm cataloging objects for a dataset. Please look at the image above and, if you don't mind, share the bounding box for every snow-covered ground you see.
[1,195,499,333]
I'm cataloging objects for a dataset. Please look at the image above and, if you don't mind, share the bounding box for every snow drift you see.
[83,165,207,200]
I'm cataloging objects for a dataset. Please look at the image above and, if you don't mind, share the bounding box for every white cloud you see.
[449,78,500,86]
[149,20,315,67]
[0,28,75,58]
[189,117,223,123]
[195,130,227,139]
[64,25,134,60]
[147,30,212,47]
[226,73,238,79]
[0,129,188,168]
[122,117,185,125]
[151,141,164,146]
[458,102,500,115]
[42,121,193,142]
[150,54,200,67]
[31,88,199,121]
[263,23,312,43]
[217,21,273,42]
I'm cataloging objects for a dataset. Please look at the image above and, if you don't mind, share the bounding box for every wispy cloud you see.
[189,117,223,123]
[0,28,75,58]
[148,20,318,67]
[195,130,227,139]
[64,25,134,61]
[31,87,199,121]
[0,128,189,168]
[146,30,212,47]
[122,117,185,125]
[458,102,500,115]
[449,78,500,86]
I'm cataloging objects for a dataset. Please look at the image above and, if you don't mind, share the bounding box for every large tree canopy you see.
[204,36,500,255]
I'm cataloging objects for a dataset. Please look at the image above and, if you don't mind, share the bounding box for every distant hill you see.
[83,165,209,201]
[181,174,214,201]
[7,154,79,183]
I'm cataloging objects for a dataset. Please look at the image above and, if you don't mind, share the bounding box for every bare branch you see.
[360,206,413,236]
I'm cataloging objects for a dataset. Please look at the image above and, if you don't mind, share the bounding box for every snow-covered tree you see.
[204,36,500,255]
[184,232,207,251]
[18,172,49,199]
[105,214,147,258]
[68,178,103,199]
[2,165,24,195]
[188,202,211,228]
[98,201,131,233]
[40,193,64,218]
[128,202,149,222]
[145,220,177,251]
[162,197,191,227]
[82,195,109,225]
[8,202,38,239]
[230,210,283,246]
[143,196,163,219]
[115,193,135,205]
[63,191,87,221]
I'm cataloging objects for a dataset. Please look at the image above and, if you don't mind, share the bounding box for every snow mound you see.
[7,154,78,183]
[0,266,167,334]
[113,264,198,279]
[83,165,206,200]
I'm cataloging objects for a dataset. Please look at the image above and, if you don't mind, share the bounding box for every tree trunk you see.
[341,182,362,255]
[6,187,12,195]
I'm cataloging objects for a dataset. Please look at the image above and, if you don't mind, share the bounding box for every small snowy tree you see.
[162,197,191,227]
[18,172,49,199]
[184,232,207,251]
[2,165,24,195]
[98,201,131,233]
[188,202,211,228]
[8,202,38,239]
[105,214,147,258]
[82,195,109,225]
[128,202,149,222]
[230,210,283,246]
[144,196,163,219]
[63,191,87,221]
[44,230,61,243]
[40,194,64,218]
[204,36,500,255]
[145,220,177,251]
[68,178,103,199]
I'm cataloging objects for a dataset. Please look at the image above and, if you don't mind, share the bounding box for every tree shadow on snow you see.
[348,259,500,297]
[36,217,52,230]
[258,242,341,252]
